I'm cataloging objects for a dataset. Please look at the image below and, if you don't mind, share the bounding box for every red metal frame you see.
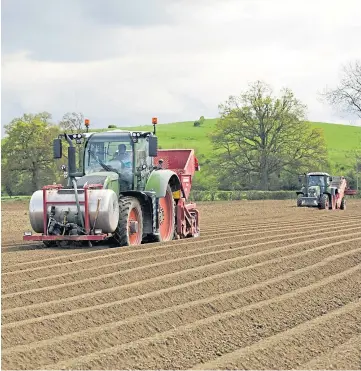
[24,183,107,242]
[23,234,108,241]
[345,189,358,195]
[153,149,200,238]
[176,198,199,238]
[154,149,199,200]
[329,177,358,209]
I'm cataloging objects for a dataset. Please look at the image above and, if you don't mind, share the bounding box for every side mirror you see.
[68,146,77,175]
[53,139,62,159]
[298,176,302,183]
[329,176,333,181]
[149,136,158,157]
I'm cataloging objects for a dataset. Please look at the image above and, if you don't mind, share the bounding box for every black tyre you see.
[42,241,57,248]
[113,196,143,246]
[297,194,303,207]
[340,197,346,210]
[319,194,330,210]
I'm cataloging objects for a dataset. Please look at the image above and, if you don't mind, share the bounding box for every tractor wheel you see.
[340,197,346,210]
[155,184,175,242]
[297,195,302,207]
[319,194,330,210]
[42,241,57,248]
[113,196,143,246]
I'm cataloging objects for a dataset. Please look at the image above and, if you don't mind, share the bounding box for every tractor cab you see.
[77,130,158,193]
[304,172,331,192]
[299,173,332,194]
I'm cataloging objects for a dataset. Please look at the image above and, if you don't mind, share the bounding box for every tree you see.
[194,115,205,127]
[2,113,60,194]
[59,112,85,170]
[59,112,85,132]
[210,81,329,190]
[321,59,361,119]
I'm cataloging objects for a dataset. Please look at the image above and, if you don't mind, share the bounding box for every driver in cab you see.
[113,144,132,168]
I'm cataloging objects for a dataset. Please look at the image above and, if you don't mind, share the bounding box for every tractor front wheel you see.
[155,184,175,242]
[113,197,143,246]
[297,194,302,207]
[43,241,57,248]
[319,194,330,210]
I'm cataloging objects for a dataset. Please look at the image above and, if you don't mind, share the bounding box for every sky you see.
[1,0,361,135]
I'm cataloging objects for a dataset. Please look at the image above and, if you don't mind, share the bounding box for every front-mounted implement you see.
[23,118,200,247]
[296,172,356,210]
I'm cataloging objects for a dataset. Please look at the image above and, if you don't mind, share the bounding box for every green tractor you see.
[23,118,200,247]
[296,172,350,210]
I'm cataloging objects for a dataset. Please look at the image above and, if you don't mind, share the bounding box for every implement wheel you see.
[155,184,175,242]
[113,196,143,246]
[340,197,346,210]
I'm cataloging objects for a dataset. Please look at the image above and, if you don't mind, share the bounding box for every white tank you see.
[29,188,119,234]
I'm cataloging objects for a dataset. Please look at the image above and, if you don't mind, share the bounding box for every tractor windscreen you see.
[308,175,326,187]
[84,133,133,180]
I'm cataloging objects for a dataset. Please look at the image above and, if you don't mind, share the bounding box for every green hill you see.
[310,122,361,170]
[108,119,361,173]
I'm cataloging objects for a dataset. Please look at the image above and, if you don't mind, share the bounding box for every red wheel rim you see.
[158,189,174,241]
[128,208,141,245]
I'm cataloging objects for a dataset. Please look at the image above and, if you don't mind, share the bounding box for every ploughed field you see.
[2,199,361,370]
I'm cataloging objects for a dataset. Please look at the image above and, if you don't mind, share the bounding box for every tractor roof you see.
[307,172,330,176]
[83,130,130,137]
[83,129,152,137]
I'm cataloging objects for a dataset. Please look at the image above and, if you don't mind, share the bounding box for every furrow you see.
[3,244,360,350]
[3,216,354,269]
[3,222,336,287]
[2,217,347,273]
[3,234,361,323]
[4,221,357,292]
[3,230,361,311]
[191,301,361,370]
[299,334,361,370]
[36,266,361,370]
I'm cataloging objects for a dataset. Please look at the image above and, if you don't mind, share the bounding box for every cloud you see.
[2,0,361,135]
[1,0,174,62]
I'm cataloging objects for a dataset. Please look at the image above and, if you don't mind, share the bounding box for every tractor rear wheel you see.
[155,184,175,242]
[113,196,143,246]
[319,194,330,210]
[340,197,346,210]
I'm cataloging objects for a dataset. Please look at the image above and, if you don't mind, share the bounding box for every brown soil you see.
[2,199,361,370]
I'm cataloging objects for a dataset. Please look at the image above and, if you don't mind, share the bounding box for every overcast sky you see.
[2,0,361,134]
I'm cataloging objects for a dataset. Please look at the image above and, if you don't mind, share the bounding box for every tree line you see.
[2,60,361,196]
[2,112,85,196]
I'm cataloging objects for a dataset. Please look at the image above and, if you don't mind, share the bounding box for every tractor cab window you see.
[84,133,134,188]
[308,175,325,187]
